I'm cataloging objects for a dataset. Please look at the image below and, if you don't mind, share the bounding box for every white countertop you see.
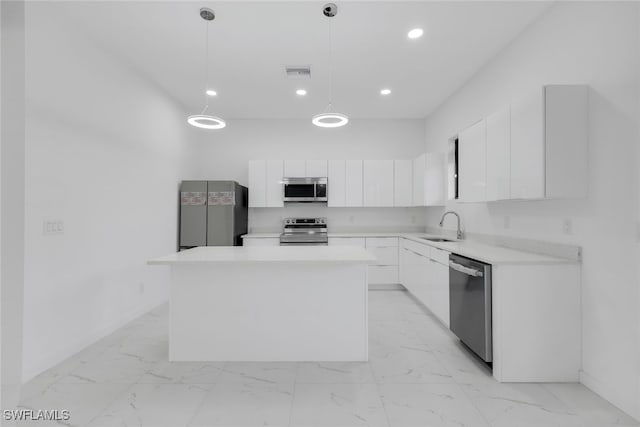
[399,234,576,265]
[148,246,377,265]
[241,232,577,265]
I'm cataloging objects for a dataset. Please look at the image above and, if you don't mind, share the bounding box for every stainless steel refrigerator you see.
[179,181,248,249]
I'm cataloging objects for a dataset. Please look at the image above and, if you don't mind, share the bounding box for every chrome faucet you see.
[439,211,464,240]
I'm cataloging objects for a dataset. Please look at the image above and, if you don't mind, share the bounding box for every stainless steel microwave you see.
[282,177,328,203]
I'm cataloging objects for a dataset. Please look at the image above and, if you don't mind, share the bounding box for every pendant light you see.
[187,7,226,130]
[312,3,349,128]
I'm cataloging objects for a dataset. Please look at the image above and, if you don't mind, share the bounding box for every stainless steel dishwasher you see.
[449,254,492,363]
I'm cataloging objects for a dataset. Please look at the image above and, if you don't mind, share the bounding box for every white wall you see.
[422,2,640,418]
[194,119,427,231]
[1,0,26,408]
[22,5,199,381]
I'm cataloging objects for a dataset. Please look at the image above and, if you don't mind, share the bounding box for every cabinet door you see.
[306,160,328,177]
[283,160,306,177]
[486,106,511,201]
[413,154,426,206]
[431,260,450,327]
[510,89,544,199]
[394,160,413,207]
[424,153,445,206]
[265,160,284,207]
[345,160,363,207]
[411,253,431,307]
[248,160,266,207]
[458,120,487,202]
[327,160,346,207]
[363,160,394,207]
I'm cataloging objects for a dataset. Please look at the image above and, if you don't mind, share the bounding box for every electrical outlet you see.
[503,216,510,229]
[563,218,572,235]
[43,219,64,236]
[411,215,416,224]
[138,282,145,294]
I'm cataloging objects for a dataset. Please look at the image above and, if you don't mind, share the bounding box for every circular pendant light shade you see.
[312,112,349,128]
[187,115,226,130]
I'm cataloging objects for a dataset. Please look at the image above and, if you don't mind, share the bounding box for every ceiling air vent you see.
[285,66,311,79]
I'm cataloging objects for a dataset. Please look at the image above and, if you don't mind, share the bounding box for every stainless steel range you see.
[279,217,328,246]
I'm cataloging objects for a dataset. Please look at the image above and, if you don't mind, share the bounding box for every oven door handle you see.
[449,261,484,277]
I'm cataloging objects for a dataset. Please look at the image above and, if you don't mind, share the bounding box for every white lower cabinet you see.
[366,237,398,284]
[399,238,450,327]
[242,237,280,246]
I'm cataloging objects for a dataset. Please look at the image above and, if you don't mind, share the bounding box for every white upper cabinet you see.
[248,160,267,207]
[485,106,511,201]
[543,85,588,199]
[283,160,306,177]
[306,160,328,177]
[413,154,426,206]
[424,153,445,206]
[510,90,545,199]
[284,160,328,178]
[363,160,394,207]
[393,160,413,207]
[265,160,284,207]
[345,160,364,207]
[327,160,346,207]
[458,120,487,203]
[510,85,588,200]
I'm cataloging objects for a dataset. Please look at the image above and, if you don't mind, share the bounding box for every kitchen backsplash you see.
[249,206,427,233]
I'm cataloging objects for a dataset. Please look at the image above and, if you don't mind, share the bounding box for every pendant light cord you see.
[327,13,333,112]
[202,20,210,114]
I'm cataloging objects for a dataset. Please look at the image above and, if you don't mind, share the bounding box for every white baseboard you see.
[368,283,406,291]
[22,298,168,383]
[580,370,639,421]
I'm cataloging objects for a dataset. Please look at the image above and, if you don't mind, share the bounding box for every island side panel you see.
[169,262,368,361]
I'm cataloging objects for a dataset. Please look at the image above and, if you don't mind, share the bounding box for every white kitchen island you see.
[148,246,376,362]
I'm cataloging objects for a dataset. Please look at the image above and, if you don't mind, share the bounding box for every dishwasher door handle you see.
[449,261,484,277]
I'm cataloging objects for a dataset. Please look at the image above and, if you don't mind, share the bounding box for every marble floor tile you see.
[369,343,454,384]
[296,362,376,384]
[16,290,640,427]
[461,381,584,427]
[57,346,157,384]
[379,383,490,427]
[216,362,299,384]
[87,383,211,427]
[189,382,294,427]
[290,383,389,427]
[543,383,640,427]
[16,383,131,427]
[139,361,226,384]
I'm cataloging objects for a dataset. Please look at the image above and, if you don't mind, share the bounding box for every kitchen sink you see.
[420,237,455,242]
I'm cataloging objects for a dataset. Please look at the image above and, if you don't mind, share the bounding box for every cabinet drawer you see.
[366,237,398,248]
[401,238,430,257]
[369,246,398,266]
[430,247,450,265]
[328,237,366,247]
[368,266,399,284]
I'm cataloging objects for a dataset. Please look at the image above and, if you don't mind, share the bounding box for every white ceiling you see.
[50,1,552,119]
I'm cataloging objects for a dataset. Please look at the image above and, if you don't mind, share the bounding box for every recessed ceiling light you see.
[206,89,217,96]
[296,89,307,96]
[380,88,392,96]
[407,28,424,39]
